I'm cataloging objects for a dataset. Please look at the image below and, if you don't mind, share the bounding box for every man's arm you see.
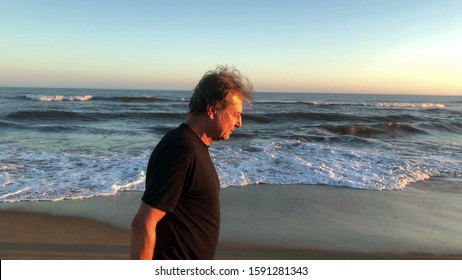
[130,201,166,260]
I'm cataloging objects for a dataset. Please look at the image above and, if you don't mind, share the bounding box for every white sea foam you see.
[112,171,146,192]
[211,140,461,190]
[374,102,446,109]
[0,145,148,202]
[260,99,446,109]
[25,94,93,102]
[0,187,30,199]
[1,139,461,202]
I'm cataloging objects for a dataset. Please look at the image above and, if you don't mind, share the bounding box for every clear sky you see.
[1,0,461,95]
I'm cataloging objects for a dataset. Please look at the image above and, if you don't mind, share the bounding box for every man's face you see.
[211,93,243,142]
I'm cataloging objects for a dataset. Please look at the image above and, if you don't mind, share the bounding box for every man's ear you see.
[207,104,217,120]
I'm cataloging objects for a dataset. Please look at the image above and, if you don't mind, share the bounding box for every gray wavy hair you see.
[189,65,253,114]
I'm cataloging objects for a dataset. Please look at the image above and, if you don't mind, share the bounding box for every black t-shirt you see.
[142,123,220,259]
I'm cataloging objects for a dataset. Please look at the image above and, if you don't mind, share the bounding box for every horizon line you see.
[0,85,460,97]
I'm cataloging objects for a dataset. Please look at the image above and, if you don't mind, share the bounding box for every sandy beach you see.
[1,178,462,260]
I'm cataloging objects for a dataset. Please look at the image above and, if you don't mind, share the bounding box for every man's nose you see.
[235,115,242,128]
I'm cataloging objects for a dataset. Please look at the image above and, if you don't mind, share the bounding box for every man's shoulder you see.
[154,124,196,154]
[161,123,193,144]
[167,123,193,138]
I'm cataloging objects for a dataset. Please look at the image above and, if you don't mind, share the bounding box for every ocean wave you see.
[25,94,93,101]
[212,140,462,190]
[2,138,462,201]
[93,96,165,102]
[418,122,462,134]
[373,102,446,109]
[23,94,187,103]
[3,89,461,201]
[6,110,187,122]
[254,100,446,109]
[7,110,100,121]
[0,146,149,202]
[0,120,23,129]
[245,112,357,123]
[244,112,425,123]
[20,124,144,137]
[255,100,335,106]
[287,134,373,144]
[323,123,427,138]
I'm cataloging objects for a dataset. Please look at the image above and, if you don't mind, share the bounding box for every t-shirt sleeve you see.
[141,141,190,212]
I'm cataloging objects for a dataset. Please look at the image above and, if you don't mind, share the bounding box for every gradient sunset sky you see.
[1,0,461,95]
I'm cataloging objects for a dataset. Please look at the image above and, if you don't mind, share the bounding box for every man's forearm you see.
[130,226,156,259]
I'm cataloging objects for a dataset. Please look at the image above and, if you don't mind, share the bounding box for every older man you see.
[130,66,253,259]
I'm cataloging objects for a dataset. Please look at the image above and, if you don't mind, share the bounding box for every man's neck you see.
[184,114,213,146]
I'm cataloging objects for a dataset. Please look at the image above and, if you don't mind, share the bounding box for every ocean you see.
[1,87,461,202]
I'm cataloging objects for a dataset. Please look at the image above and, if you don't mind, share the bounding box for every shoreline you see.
[1,178,462,259]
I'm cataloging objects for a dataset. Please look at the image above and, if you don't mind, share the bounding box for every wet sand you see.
[1,179,461,259]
